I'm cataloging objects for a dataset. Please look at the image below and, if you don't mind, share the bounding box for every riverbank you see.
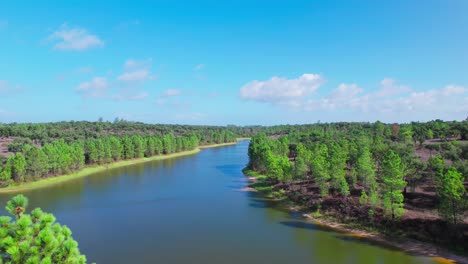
[199,142,237,149]
[0,149,202,193]
[242,168,467,264]
[0,141,241,193]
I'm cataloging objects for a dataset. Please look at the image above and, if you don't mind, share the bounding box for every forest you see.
[0,120,241,187]
[245,120,467,251]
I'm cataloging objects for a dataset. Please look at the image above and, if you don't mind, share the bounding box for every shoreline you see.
[242,169,467,264]
[199,142,237,149]
[0,141,241,194]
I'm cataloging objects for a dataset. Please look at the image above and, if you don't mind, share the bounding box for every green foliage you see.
[248,134,271,173]
[310,143,330,197]
[381,150,406,220]
[23,146,48,179]
[356,145,376,191]
[293,157,308,180]
[1,195,87,263]
[328,142,349,196]
[5,194,28,218]
[359,190,368,205]
[435,167,466,225]
[368,189,380,207]
[398,124,413,143]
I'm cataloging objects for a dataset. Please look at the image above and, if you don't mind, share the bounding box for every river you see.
[0,141,438,263]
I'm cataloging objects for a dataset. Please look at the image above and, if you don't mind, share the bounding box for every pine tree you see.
[356,145,376,191]
[381,150,407,220]
[328,142,349,196]
[435,167,466,225]
[310,143,330,197]
[1,195,87,263]
[12,153,26,182]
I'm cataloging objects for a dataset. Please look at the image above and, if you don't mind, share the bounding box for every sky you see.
[0,0,467,125]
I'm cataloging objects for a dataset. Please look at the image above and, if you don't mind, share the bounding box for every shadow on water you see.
[280,220,433,258]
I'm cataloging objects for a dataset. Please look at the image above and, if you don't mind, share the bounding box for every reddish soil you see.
[273,178,468,254]
[0,137,16,158]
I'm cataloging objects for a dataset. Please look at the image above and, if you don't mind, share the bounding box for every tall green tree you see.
[293,144,309,180]
[381,150,407,220]
[328,142,350,196]
[356,145,376,192]
[248,134,271,173]
[310,143,330,197]
[1,156,13,183]
[11,153,27,182]
[435,167,466,225]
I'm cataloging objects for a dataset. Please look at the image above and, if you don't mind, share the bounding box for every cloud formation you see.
[376,78,411,97]
[117,70,152,82]
[49,24,103,51]
[118,59,155,82]
[305,81,467,121]
[76,77,108,98]
[239,74,325,102]
[240,75,467,121]
[113,59,154,100]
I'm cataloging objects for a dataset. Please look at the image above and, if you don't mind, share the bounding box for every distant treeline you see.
[0,121,241,187]
[0,120,251,142]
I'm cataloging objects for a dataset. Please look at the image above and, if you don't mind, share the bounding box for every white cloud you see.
[76,77,108,98]
[194,64,204,71]
[124,58,152,70]
[117,69,152,81]
[306,83,368,111]
[376,78,411,97]
[118,58,155,82]
[49,24,103,51]
[160,89,181,98]
[394,85,467,112]
[306,81,466,121]
[239,74,325,102]
[112,59,154,100]
[241,75,467,121]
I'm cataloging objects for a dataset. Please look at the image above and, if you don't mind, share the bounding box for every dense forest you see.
[246,120,467,251]
[0,121,244,187]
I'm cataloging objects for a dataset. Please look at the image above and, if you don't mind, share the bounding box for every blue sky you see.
[0,0,467,125]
